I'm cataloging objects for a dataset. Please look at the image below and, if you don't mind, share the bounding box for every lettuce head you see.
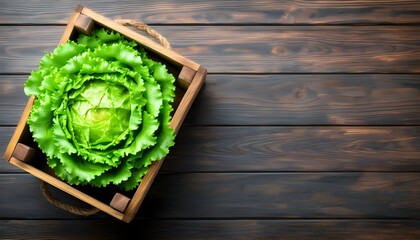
[24,28,176,191]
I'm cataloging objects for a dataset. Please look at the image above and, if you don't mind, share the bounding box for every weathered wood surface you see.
[2,173,420,219]
[1,0,420,24]
[1,0,419,239]
[166,126,420,172]
[2,74,420,126]
[1,220,420,240]
[188,74,420,125]
[2,126,420,173]
[1,26,420,74]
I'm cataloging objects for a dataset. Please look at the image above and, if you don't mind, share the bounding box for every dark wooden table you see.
[1,1,420,239]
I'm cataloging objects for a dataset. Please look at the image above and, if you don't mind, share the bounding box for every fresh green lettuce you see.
[24,28,176,191]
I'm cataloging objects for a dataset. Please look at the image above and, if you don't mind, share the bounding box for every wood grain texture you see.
[0,174,110,220]
[2,74,420,126]
[1,173,420,219]
[0,127,14,159]
[186,74,420,125]
[1,0,420,24]
[165,126,420,172]
[2,126,419,173]
[1,26,420,74]
[1,219,420,240]
[1,0,420,237]
[0,75,27,125]
[143,173,420,219]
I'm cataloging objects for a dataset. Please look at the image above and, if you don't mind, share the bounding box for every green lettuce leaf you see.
[25,28,176,191]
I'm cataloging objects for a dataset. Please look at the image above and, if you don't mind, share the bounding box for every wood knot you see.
[294,86,308,100]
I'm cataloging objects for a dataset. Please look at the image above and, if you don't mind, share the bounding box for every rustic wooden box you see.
[2,5,206,223]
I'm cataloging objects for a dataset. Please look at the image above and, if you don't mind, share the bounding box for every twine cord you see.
[114,18,171,49]
[40,19,170,216]
[40,181,100,215]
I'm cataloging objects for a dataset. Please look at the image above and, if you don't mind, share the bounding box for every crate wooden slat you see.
[2,4,206,223]
[80,6,201,71]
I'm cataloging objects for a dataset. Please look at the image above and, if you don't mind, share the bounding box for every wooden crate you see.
[2,4,206,223]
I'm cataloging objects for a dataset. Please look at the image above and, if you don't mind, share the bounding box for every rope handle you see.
[40,181,100,216]
[114,18,171,49]
[40,19,170,216]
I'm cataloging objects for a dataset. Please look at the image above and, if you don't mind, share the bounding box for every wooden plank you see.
[140,26,420,73]
[2,74,420,126]
[186,74,420,125]
[1,26,420,74]
[1,0,420,24]
[3,126,420,173]
[0,26,61,74]
[142,172,420,219]
[0,75,27,125]
[2,126,419,173]
[0,174,109,220]
[164,126,420,172]
[1,173,420,219]
[1,219,420,240]
[0,127,14,160]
